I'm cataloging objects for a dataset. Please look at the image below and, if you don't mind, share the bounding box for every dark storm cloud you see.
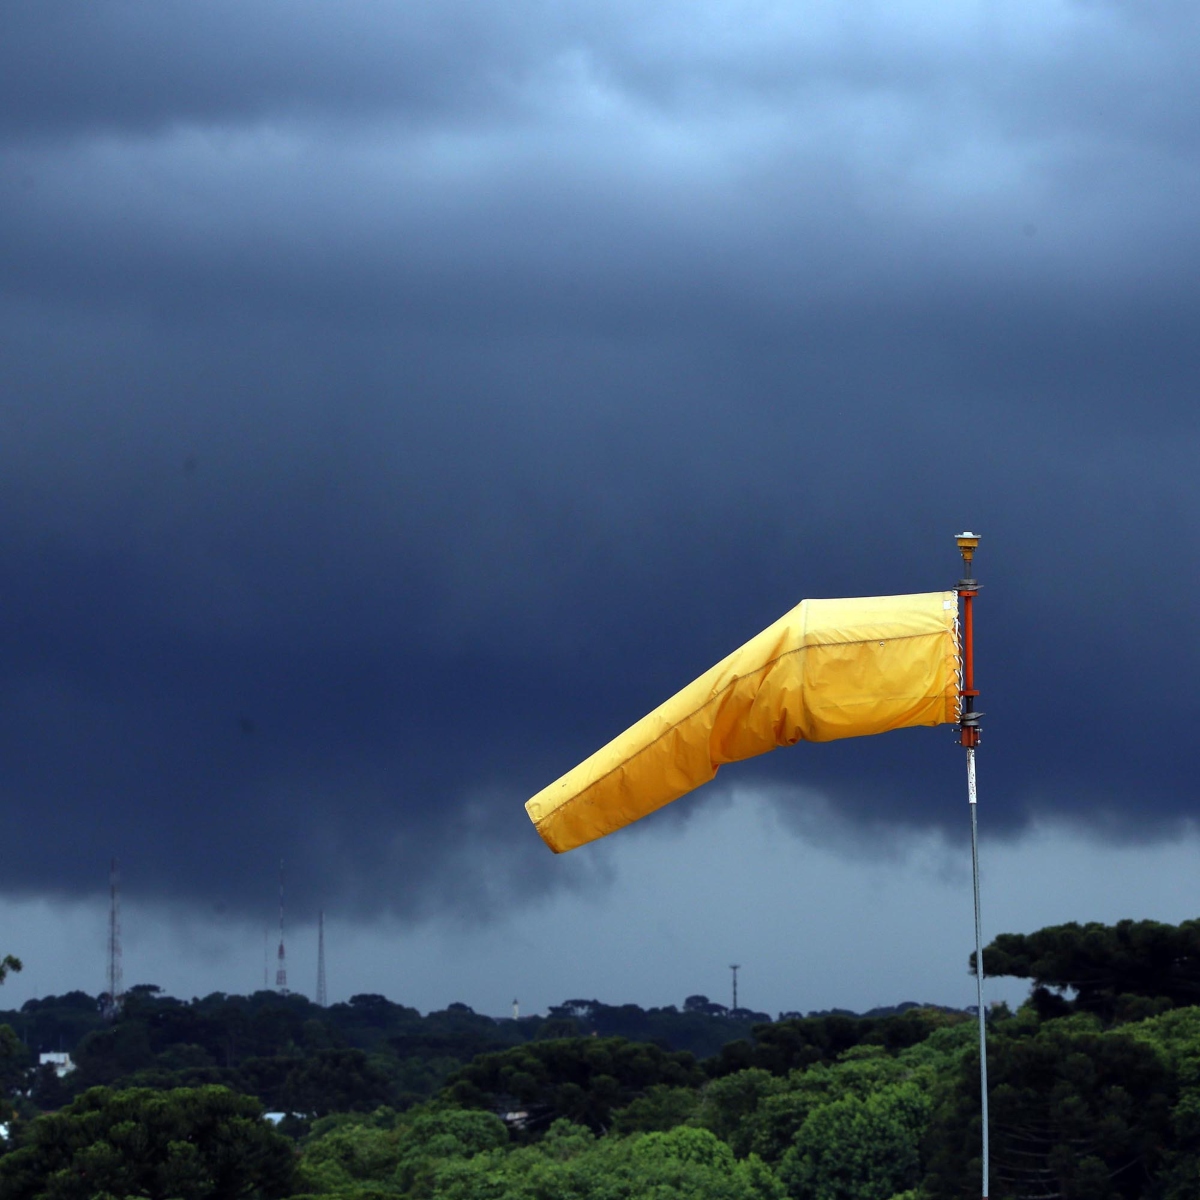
[5,0,1200,148]
[3,0,1200,921]
[0,0,560,136]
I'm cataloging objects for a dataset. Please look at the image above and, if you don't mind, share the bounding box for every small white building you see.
[39,1052,75,1078]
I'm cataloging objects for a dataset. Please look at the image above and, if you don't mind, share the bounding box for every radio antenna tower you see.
[103,859,123,1020]
[275,860,288,995]
[730,964,740,1014]
[316,910,327,1007]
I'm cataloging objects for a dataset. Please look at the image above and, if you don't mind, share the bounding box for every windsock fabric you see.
[526,592,960,853]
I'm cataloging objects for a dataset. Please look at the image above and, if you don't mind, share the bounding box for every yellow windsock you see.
[526,592,960,853]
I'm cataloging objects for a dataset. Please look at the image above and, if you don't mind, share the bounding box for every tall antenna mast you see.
[316,910,327,1007]
[104,858,123,1020]
[263,925,269,991]
[275,860,288,995]
[730,964,740,1013]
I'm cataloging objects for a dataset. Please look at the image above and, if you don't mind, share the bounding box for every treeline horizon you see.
[4,985,965,1052]
[7,913,1200,1119]
[5,915,1200,1197]
[0,984,967,1119]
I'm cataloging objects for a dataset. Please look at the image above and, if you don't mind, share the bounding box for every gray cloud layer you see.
[2,0,1199,922]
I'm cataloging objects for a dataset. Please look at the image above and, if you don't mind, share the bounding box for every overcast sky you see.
[3,0,1200,1017]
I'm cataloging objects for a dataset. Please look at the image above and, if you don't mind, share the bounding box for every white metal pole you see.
[968,747,989,1200]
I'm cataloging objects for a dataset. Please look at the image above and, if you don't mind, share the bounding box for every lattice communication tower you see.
[316,910,327,1007]
[275,860,288,995]
[103,859,124,1020]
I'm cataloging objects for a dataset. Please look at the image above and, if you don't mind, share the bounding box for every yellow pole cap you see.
[955,531,980,564]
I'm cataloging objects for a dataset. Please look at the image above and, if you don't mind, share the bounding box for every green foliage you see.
[0,1084,296,1199]
[1123,1006,1200,1198]
[398,1105,510,1162]
[547,999,772,1060]
[0,1025,32,1099]
[8,979,1168,1200]
[0,988,777,1116]
[697,1045,940,1170]
[298,1122,403,1193]
[0,1023,32,1127]
[694,1069,787,1156]
[304,1105,402,1141]
[72,1020,156,1084]
[924,1014,1172,1200]
[980,918,1200,1021]
[279,1048,393,1116]
[429,1122,785,1200]
[296,1104,511,1200]
[10,993,102,1084]
[14,920,1200,1200]
[707,1009,965,1079]
[282,1022,962,1199]
[611,1085,701,1134]
[0,957,21,987]
[778,1081,929,1200]
[444,1037,705,1133]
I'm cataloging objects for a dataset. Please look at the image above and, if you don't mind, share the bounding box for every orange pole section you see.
[956,532,980,749]
[959,587,979,747]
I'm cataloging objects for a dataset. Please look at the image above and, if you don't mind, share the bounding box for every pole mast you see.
[275,860,288,996]
[956,532,988,1200]
[316,910,327,1007]
[104,858,123,1021]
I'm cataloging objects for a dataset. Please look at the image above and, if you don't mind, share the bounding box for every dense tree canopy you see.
[706,1008,965,1078]
[925,1013,1175,1200]
[0,1085,296,1200]
[444,1037,706,1134]
[3,1001,1200,1199]
[5,918,1200,1197]
[0,988,775,1117]
[979,919,1200,1021]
